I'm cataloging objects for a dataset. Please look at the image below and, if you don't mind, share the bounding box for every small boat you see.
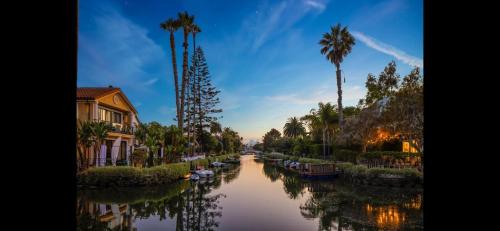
[195,169,214,178]
[190,174,200,181]
[210,161,225,167]
[204,170,214,177]
[195,170,207,178]
[222,158,241,164]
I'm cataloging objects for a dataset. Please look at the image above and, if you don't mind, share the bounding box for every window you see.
[113,112,122,124]
[99,107,121,123]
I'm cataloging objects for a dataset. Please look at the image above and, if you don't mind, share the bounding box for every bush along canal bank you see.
[77,153,240,188]
[260,152,422,188]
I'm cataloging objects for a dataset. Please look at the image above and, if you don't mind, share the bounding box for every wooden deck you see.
[299,163,337,178]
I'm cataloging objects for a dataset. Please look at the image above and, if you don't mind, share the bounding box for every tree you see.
[144,122,165,166]
[283,117,306,138]
[303,103,339,159]
[92,121,112,165]
[359,61,400,107]
[319,23,355,128]
[160,18,182,128]
[188,47,222,152]
[134,122,147,145]
[178,11,195,134]
[384,67,423,153]
[262,128,282,152]
[77,120,94,171]
[162,125,182,162]
[221,127,243,153]
[186,23,201,155]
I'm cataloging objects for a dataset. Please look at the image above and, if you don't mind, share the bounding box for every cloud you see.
[267,85,366,106]
[352,31,423,68]
[78,2,165,93]
[246,0,329,51]
[143,78,158,86]
[304,0,326,11]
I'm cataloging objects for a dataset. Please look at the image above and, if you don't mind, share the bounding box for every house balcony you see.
[106,122,136,136]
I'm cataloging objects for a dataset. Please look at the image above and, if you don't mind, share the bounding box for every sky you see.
[77,0,423,144]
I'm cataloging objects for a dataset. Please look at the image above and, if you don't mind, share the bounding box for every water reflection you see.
[266,163,423,231]
[77,165,239,230]
[77,157,422,230]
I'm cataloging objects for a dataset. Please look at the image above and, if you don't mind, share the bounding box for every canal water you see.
[77,155,423,230]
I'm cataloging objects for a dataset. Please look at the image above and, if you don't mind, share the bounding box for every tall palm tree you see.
[161,18,182,129]
[178,11,195,134]
[283,117,306,138]
[319,23,355,128]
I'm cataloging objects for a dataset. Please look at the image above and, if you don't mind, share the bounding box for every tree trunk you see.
[169,32,181,129]
[180,29,189,133]
[336,65,343,129]
[362,142,367,153]
[323,127,326,160]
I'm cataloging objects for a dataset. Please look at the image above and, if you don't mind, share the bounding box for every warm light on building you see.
[402,141,418,153]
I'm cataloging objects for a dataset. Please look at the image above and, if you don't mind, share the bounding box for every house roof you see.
[77,87,138,114]
[77,87,121,100]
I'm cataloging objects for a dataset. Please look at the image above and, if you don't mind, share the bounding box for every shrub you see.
[131,149,148,166]
[333,149,360,163]
[336,162,354,171]
[77,163,190,187]
[360,151,421,160]
[298,157,329,164]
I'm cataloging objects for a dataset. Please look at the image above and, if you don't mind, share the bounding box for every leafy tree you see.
[359,61,400,107]
[262,128,282,152]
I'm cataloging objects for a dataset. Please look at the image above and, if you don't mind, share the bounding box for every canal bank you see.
[260,153,423,188]
[77,155,423,230]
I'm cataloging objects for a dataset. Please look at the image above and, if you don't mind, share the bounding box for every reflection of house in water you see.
[80,201,136,230]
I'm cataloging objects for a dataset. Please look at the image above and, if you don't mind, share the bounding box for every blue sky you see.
[78,0,423,144]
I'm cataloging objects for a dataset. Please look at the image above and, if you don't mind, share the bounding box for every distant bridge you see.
[242,149,263,155]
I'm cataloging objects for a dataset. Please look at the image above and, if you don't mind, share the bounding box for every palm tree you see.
[283,117,306,138]
[178,11,195,134]
[318,103,339,159]
[319,23,355,128]
[77,120,94,171]
[161,18,182,129]
[92,121,112,166]
[186,23,201,154]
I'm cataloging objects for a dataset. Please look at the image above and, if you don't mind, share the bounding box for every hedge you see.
[332,149,360,163]
[338,163,423,187]
[77,153,240,187]
[360,151,421,160]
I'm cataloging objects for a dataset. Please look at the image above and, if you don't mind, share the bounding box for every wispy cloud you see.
[143,78,158,86]
[267,85,366,106]
[352,31,423,68]
[246,0,329,52]
[78,2,165,93]
[305,0,326,11]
